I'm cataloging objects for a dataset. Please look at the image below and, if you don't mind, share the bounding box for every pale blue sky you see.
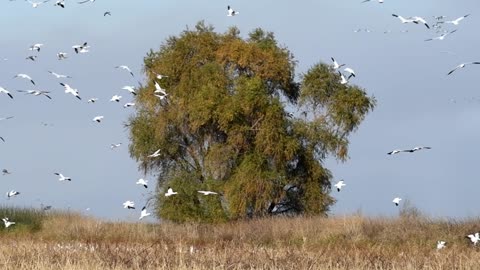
[0,0,479,221]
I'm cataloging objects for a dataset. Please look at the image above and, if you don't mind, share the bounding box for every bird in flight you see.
[110,95,122,102]
[27,0,51,8]
[227,6,239,16]
[93,116,104,123]
[447,62,480,75]
[467,233,479,246]
[404,146,432,153]
[60,83,82,100]
[110,143,122,149]
[411,16,430,29]
[54,172,71,181]
[392,14,415,24]
[48,71,72,79]
[14,73,35,85]
[362,0,384,3]
[123,102,135,108]
[148,149,161,158]
[344,67,356,79]
[57,52,68,60]
[17,90,52,99]
[139,206,151,220]
[122,86,137,96]
[331,57,345,70]
[78,0,95,4]
[54,0,65,8]
[334,180,346,192]
[123,200,135,209]
[115,65,135,77]
[165,187,178,197]
[136,178,148,189]
[26,56,38,61]
[445,14,470,25]
[425,30,457,41]
[0,87,14,99]
[198,190,218,195]
[392,197,402,206]
[339,72,348,85]
[6,190,20,199]
[72,42,89,54]
[2,169,11,175]
[87,98,98,103]
[2,217,15,228]
[29,43,44,52]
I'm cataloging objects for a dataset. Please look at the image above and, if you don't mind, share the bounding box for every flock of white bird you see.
[1,0,478,249]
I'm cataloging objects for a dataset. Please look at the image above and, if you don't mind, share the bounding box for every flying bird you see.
[392,197,402,206]
[29,43,44,52]
[165,187,178,197]
[447,62,480,75]
[93,116,104,123]
[148,149,161,158]
[72,42,89,54]
[57,52,68,60]
[0,116,14,121]
[110,95,122,102]
[139,206,151,220]
[122,200,135,209]
[2,217,15,228]
[362,0,384,3]
[344,67,356,79]
[154,73,168,80]
[110,143,122,149]
[17,90,51,99]
[14,73,35,85]
[115,65,135,77]
[60,83,81,100]
[425,30,457,41]
[87,98,98,103]
[467,233,479,245]
[122,86,137,95]
[54,0,65,8]
[331,57,345,70]
[392,14,414,24]
[48,71,72,79]
[104,11,111,16]
[0,87,13,99]
[78,0,95,4]
[123,102,135,108]
[412,16,430,29]
[334,180,346,192]
[339,72,348,85]
[27,0,51,8]
[0,137,4,142]
[227,5,239,16]
[136,178,148,189]
[197,190,218,195]
[2,169,11,175]
[6,190,20,199]
[445,14,470,25]
[26,56,38,61]
[404,146,432,153]
[54,172,71,181]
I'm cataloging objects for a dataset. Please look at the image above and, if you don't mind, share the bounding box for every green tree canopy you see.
[128,21,376,222]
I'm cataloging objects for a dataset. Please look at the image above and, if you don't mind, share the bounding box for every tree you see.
[128,21,376,222]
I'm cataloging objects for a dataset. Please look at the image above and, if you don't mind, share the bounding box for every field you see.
[0,207,479,270]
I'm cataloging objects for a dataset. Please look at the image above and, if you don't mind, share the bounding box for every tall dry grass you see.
[0,210,479,269]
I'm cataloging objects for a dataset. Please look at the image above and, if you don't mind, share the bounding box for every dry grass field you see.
[0,207,479,270]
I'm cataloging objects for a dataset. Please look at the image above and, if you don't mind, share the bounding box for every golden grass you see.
[0,212,479,269]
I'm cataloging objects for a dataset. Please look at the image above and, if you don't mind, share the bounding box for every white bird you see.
[57,52,68,60]
[405,146,432,153]
[17,90,51,99]
[227,5,239,16]
[115,65,135,77]
[27,0,50,8]
[165,187,178,197]
[93,116,104,123]
[148,149,161,158]
[26,55,38,61]
[447,62,480,75]
[154,81,167,95]
[29,43,44,52]
[0,87,13,99]
[392,14,415,24]
[122,86,137,95]
[436,241,446,250]
[198,190,218,195]
[344,67,356,79]
[54,0,65,8]
[362,0,384,3]
[136,178,148,189]
[60,83,81,100]
[412,16,430,29]
[110,95,122,102]
[139,206,151,220]
[467,232,480,245]
[2,217,15,228]
[154,73,168,80]
[87,98,98,103]
[6,190,20,199]
[78,0,95,3]
[392,197,402,206]
[387,149,407,155]
[445,14,470,25]
[48,71,71,79]
[425,30,457,41]
[334,180,346,192]
[122,200,135,209]
[0,116,13,121]
[339,72,348,85]
[110,143,122,149]
[72,42,89,54]
[331,57,345,70]
[14,73,35,85]
[54,172,71,181]
[123,102,135,108]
